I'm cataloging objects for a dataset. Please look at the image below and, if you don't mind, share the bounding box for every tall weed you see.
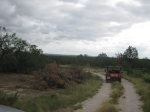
[142,74,150,83]
[124,74,150,112]
[126,69,142,77]
[0,90,19,106]
[96,102,118,112]
[13,73,103,112]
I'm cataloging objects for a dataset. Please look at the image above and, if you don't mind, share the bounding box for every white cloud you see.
[0,0,150,58]
[117,21,150,43]
[113,21,150,58]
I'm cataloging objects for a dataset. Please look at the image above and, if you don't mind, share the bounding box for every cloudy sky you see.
[0,0,150,58]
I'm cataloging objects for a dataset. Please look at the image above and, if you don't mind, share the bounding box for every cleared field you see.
[0,66,103,112]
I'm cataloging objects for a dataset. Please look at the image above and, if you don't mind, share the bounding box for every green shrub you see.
[142,69,150,74]
[143,98,150,112]
[127,69,133,75]
[143,74,150,83]
[133,70,142,77]
[0,90,19,106]
[126,69,142,77]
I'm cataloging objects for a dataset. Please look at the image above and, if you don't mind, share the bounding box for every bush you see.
[143,74,150,83]
[127,69,133,75]
[142,69,150,74]
[126,69,142,77]
[133,70,142,77]
[0,90,19,106]
[33,62,88,90]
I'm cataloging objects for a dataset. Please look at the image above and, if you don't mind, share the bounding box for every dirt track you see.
[117,78,143,112]
[75,73,143,112]
[75,73,111,112]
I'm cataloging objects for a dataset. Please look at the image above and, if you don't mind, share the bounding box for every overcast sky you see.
[0,0,150,58]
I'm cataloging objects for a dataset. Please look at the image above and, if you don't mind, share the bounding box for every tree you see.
[123,46,138,59]
[123,46,138,69]
[94,52,108,67]
[98,52,107,57]
[115,53,124,66]
[0,27,48,73]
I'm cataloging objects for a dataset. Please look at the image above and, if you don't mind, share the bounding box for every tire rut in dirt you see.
[75,73,111,112]
[117,78,143,112]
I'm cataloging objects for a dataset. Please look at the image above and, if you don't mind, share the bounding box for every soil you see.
[75,73,112,112]
[0,73,53,99]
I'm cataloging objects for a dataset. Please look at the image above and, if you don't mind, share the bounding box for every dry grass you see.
[124,74,150,112]
[96,101,118,112]
[97,81,124,112]
[12,72,103,112]
[110,82,124,104]
[0,65,103,112]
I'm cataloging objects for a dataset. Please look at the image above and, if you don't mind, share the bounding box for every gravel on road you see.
[75,73,143,112]
[75,73,112,112]
[117,78,143,112]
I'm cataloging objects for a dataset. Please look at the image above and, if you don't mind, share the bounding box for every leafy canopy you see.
[123,46,138,59]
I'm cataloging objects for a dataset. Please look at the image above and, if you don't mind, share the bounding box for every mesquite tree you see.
[123,46,138,69]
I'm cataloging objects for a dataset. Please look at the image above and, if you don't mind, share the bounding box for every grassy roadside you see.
[124,73,150,112]
[0,72,103,112]
[109,82,124,104]
[97,81,124,112]
[0,90,19,106]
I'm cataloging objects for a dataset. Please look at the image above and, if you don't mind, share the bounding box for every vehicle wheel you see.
[118,79,121,83]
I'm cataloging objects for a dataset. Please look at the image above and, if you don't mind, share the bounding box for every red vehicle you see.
[105,66,122,83]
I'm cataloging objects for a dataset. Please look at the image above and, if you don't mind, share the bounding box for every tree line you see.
[48,47,150,71]
[1,27,150,73]
[0,27,48,73]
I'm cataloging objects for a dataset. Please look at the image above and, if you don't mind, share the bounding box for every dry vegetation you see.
[0,73,37,99]
[33,62,88,90]
[0,63,103,112]
[0,62,88,98]
[96,81,124,112]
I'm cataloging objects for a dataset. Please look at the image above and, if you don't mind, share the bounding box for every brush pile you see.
[33,62,88,90]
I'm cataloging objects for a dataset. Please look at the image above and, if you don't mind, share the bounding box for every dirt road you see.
[75,73,112,112]
[75,73,143,112]
[117,78,143,112]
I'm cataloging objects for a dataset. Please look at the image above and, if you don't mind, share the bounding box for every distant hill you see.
[44,53,78,57]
